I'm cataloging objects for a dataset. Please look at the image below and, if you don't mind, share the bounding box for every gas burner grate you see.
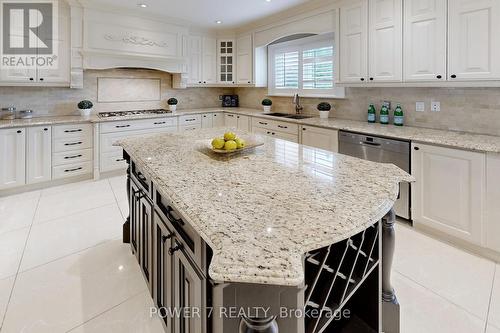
[98,109,172,118]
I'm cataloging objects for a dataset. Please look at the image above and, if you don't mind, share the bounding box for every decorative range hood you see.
[77,8,189,75]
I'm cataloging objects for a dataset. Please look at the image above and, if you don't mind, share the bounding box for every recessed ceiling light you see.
[137,3,147,8]
[265,0,272,2]
[215,20,223,24]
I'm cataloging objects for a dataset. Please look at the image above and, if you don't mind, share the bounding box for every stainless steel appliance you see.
[339,130,411,220]
[221,95,239,107]
[97,109,172,118]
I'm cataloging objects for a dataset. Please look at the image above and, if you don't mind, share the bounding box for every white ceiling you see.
[83,0,311,29]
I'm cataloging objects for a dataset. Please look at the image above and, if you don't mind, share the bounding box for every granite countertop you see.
[1,107,499,153]
[117,128,414,286]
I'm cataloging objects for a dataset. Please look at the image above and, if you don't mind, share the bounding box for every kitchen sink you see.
[264,113,290,117]
[284,115,313,119]
[263,113,313,120]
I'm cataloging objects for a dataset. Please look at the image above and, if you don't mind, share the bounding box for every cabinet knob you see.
[198,81,202,84]
[29,78,34,81]
[168,243,183,255]
[369,77,374,81]
[360,78,365,81]
[43,128,48,131]
[436,75,442,79]
[414,147,420,151]
[39,78,44,81]
[203,81,206,84]
[451,74,457,79]
[248,81,251,84]
[302,127,306,131]
[17,130,22,134]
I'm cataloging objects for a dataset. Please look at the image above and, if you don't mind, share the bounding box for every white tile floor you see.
[0,176,498,332]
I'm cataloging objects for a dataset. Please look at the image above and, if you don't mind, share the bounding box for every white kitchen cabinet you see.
[201,113,213,128]
[27,126,52,184]
[339,0,369,83]
[486,153,500,252]
[0,128,26,189]
[301,126,338,152]
[217,39,235,84]
[404,0,447,82]
[236,34,253,84]
[448,0,500,81]
[368,0,403,82]
[411,143,485,245]
[212,113,224,127]
[236,115,250,131]
[202,37,217,84]
[188,36,203,84]
[224,114,238,128]
[54,123,93,179]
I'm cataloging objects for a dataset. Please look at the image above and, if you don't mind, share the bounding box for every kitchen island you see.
[117,128,413,333]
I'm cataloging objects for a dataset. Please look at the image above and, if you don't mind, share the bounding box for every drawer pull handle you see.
[64,142,82,146]
[414,147,420,151]
[115,125,131,128]
[259,121,268,125]
[168,243,184,255]
[227,115,234,117]
[115,158,125,162]
[267,131,270,134]
[64,167,82,173]
[43,128,49,131]
[185,119,196,122]
[17,130,22,134]
[154,122,166,125]
[64,129,82,133]
[64,154,82,159]
[278,125,287,129]
[165,205,185,226]
[162,233,174,243]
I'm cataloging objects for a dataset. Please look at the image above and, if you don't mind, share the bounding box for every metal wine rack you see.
[304,222,380,333]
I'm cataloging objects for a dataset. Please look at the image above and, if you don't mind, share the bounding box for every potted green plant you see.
[262,99,272,113]
[317,102,332,119]
[77,100,93,116]
[167,98,178,112]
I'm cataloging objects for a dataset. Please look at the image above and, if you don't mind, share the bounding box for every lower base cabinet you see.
[301,126,338,152]
[411,143,485,245]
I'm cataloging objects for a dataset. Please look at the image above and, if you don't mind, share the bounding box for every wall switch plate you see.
[431,101,441,112]
[416,102,425,112]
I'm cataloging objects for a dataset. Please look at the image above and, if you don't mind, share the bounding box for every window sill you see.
[267,93,346,99]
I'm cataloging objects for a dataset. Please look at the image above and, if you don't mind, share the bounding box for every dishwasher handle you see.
[360,140,382,147]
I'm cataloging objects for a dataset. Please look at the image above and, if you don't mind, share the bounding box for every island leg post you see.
[239,315,279,333]
[122,162,131,244]
[382,208,399,333]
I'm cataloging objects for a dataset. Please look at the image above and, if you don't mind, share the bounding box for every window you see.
[268,33,344,98]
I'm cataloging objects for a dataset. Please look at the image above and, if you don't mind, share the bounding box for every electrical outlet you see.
[416,102,425,112]
[431,101,441,112]
[219,95,223,100]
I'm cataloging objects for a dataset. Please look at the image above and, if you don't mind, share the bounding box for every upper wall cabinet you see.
[338,0,403,83]
[236,35,253,84]
[404,0,447,82]
[217,39,235,84]
[202,37,217,84]
[448,0,500,81]
[188,36,203,84]
[339,0,369,82]
[368,0,403,82]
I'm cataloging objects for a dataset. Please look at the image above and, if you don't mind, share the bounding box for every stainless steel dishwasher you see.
[338,130,411,220]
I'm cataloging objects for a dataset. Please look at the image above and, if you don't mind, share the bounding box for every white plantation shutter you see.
[274,51,299,89]
[268,33,344,98]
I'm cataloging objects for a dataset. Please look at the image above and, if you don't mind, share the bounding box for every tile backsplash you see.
[235,87,500,136]
[0,69,232,117]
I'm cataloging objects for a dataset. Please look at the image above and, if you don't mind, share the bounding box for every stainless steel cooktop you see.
[97,109,172,118]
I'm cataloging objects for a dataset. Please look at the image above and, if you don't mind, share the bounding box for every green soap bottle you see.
[368,104,376,123]
[380,105,389,124]
[394,103,404,126]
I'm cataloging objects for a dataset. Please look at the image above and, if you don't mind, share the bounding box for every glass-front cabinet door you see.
[217,39,235,84]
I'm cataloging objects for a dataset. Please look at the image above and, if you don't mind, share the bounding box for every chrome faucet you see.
[293,94,303,114]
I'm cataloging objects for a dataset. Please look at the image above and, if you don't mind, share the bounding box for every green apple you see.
[211,137,225,149]
[234,138,246,149]
[224,140,237,150]
[224,132,236,141]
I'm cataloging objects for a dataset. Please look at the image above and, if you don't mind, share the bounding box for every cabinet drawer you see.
[52,161,92,179]
[178,114,201,126]
[253,127,298,143]
[52,148,92,166]
[252,117,272,130]
[100,127,177,154]
[155,191,205,271]
[100,151,127,172]
[180,125,201,132]
[100,117,177,133]
[271,121,298,135]
[53,136,92,152]
[53,123,92,140]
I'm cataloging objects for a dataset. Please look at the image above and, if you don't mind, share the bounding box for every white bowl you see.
[79,108,92,117]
